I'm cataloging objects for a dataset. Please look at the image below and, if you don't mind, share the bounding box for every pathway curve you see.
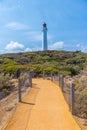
[5,78,81,130]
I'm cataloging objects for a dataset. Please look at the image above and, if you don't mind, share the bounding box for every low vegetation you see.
[0,74,12,99]
[74,75,87,118]
[0,50,87,76]
[0,50,87,117]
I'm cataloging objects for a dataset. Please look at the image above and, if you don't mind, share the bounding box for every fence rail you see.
[0,70,87,129]
[42,71,87,118]
[0,71,32,129]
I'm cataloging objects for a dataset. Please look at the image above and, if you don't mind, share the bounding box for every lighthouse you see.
[42,22,48,51]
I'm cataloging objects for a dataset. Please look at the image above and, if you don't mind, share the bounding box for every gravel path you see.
[5,78,81,130]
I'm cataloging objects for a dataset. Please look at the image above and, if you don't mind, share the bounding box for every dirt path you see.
[5,78,81,130]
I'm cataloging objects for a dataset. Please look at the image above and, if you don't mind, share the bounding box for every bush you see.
[61,66,78,76]
[0,75,11,91]
[75,90,87,118]
[2,88,10,95]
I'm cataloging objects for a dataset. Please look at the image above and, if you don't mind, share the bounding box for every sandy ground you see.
[0,79,31,130]
[5,78,81,130]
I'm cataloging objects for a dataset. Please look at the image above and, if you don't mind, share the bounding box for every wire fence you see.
[0,71,32,130]
[42,71,87,118]
[0,70,87,129]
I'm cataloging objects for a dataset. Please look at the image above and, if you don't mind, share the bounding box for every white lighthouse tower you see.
[42,22,48,51]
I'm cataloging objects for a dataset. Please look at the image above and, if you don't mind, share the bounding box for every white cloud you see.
[6,22,28,30]
[76,43,87,52]
[25,31,52,41]
[49,41,64,50]
[5,41,25,52]
[25,48,32,52]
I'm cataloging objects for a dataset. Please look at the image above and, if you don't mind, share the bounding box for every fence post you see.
[31,69,34,78]
[53,73,55,80]
[30,71,32,87]
[58,72,59,79]
[70,83,75,114]
[61,75,64,92]
[57,72,59,85]
[58,73,61,87]
[43,71,45,79]
[28,71,32,87]
[51,71,53,81]
[18,78,21,102]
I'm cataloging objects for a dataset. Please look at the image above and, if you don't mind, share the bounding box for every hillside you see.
[0,50,87,129]
[0,50,87,77]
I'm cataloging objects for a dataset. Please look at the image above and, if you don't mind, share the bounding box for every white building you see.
[42,22,48,51]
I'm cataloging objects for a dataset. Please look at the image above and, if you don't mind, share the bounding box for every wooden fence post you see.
[30,72,32,87]
[43,71,45,79]
[61,75,64,92]
[28,71,32,87]
[51,71,53,81]
[31,69,34,78]
[58,73,61,86]
[58,72,59,79]
[18,78,21,102]
[29,71,32,87]
[70,83,75,114]
[57,72,59,85]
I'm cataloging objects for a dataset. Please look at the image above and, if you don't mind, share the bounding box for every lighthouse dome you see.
[43,22,46,27]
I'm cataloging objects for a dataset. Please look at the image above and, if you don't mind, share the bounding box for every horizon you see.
[0,0,87,53]
[0,49,84,56]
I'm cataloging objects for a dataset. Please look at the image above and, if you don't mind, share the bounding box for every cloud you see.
[25,31,52,41]
[49,41,64,50]
[25,48,32,52]
[6,22,28,30]
[76,43,87,52]
[5,41,33,53]
[5,41,25,52]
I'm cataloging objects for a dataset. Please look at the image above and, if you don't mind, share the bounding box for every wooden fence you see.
[42,71,86,117]
[0,71,32,129]
[0,70,86,129]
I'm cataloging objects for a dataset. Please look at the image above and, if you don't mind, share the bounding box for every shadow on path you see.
[21,101,35,105]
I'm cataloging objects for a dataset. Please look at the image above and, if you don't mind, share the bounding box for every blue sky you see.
[0,0,87,53]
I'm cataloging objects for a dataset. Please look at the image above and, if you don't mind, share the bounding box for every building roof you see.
[43,22,47,27]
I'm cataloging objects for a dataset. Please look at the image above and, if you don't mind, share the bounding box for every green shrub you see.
[2,88,10,94]
[75,89,87,117]
[0,50,87,78]
[0,75,10,90]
